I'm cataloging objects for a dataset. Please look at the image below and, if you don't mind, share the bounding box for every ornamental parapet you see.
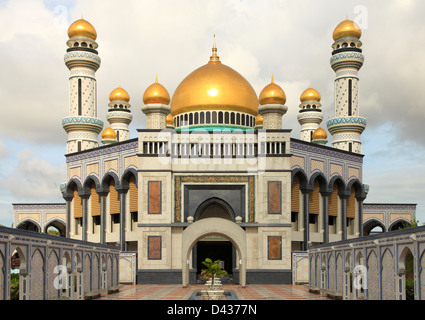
[327,116,367,135]
[64,51,101,71]
[330,51,364,72]
[62,116,104,134]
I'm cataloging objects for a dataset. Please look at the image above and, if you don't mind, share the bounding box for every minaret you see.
[258,76,288,129]
[327,18,366,153]
[62,17,103,154]
[297,86,323,142]
[141,76,171,129]
[106,87,133,142]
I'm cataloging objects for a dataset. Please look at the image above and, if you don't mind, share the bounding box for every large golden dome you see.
[170,43,259,116]
[333,18,362,41]
[68,18,97,40]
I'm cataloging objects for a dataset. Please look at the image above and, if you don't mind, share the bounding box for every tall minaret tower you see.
[327,18,367,153]
[297,86,323,142]
[62,18,103,154]
[106,87,133,142]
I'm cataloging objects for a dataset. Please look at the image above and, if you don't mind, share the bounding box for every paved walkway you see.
[96,284,330,300]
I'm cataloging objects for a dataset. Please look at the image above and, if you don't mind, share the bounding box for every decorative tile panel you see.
[124,155,137,169]
[105,159,118,173]
[86,163,99,176]
[148,236,162,260]
[268,236,282,260]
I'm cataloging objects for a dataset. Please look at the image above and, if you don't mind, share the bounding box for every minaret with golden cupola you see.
[258,76,288,130]
[327,17,367,153]
[62,17,103,154]
[106,87,133,142]
[297,86,323,142]
[141,76,171,129]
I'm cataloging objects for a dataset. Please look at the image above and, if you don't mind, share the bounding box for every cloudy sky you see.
[0,0,424,227]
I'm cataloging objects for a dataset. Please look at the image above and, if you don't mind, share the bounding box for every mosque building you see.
[12,17,416,285]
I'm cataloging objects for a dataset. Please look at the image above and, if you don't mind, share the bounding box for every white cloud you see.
[2,148,65,200]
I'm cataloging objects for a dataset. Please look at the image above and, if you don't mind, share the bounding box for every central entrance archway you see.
[182,218,247,287]
[196,240,233,280]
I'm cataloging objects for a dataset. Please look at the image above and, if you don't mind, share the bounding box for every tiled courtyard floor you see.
[96,284,331,300]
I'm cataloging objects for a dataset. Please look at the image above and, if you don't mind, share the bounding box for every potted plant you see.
[200,258,228,300]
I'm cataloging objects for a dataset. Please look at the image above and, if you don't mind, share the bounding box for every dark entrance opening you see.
[196,240,233,282]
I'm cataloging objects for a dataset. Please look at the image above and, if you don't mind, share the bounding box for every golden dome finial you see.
[300,86,321,103]
[109,87,130,102]
[209,35,221,64]
[259,78,286,106]
[68,17,97,40]
[333,18,362,41]
[143,77,171,105]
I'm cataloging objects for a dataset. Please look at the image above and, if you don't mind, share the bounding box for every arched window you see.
[236,113,240,125]
[206,112,211,123]
[231,113,235,124]
[212,112,217,124]
[194,113,199,125]
[200,112,204,124]
[241,114,245,126]
[189,113,193,125]
[218,112,223,124]
[224,112,229,124]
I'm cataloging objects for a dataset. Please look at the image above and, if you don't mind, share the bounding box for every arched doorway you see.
[193,199,235,282]
[363,219,386,236]
[182,218,247,287]
[17,220,40,233]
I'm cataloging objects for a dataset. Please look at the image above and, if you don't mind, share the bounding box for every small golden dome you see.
[109,87,130,102]
[102,127,117,140]
[255,114,263,126]
[143,76,171,105]
[259,76,286,106]
[300,87,321,102]
[166,113,174,126]
[170,42,259,116]
[312,127,328,140]
[68,18,97,40]
[333,18,362,41]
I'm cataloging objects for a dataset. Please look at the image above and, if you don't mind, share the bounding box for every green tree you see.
[201,258,228,287]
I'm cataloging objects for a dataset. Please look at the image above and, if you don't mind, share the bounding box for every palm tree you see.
[201,258,228,288]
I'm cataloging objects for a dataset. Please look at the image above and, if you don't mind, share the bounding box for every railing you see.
[308,226,425,300]
[0,226,120,300]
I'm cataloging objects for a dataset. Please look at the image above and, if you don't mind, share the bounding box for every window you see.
[329,216,336,226]
[309,214,317,224]
[348,79,352,116]
[78,79,82,116]
[291,212,298,223]
[218,112,223,124]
